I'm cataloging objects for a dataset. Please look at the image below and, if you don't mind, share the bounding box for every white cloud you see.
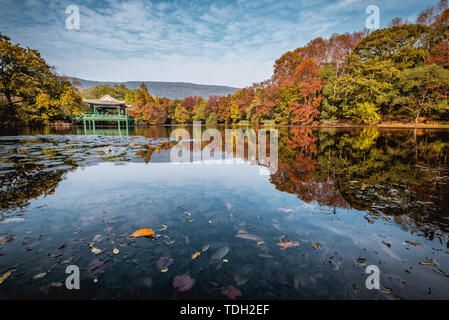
[0,0,436,87]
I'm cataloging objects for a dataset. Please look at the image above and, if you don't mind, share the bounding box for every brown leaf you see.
[278,241,300,248]
[0,270,13,284]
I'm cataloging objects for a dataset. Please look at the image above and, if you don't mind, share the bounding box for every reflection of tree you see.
[270,126,449,236]
[271,127,349,208]
[0,165,70,215]
[136,142,175,164]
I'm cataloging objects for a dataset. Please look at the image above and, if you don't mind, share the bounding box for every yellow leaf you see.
[91,247,102,254]
[311,242,323,249]
[192,251,201,259]
[160,268,168,273]
[0,270,13,285]
[238,230,247,234]
[113,248,119,255]
[222,259,229,263]
[129,228,154,238]
[256,241,264,246]
[405,240,423,247]
[419,262,437,267]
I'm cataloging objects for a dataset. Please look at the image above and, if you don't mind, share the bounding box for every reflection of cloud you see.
[0,0,429,87]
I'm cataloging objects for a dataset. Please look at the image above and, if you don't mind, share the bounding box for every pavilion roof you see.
[83,94,127,107]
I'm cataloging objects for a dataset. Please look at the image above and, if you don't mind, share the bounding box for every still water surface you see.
[0,125,448,299]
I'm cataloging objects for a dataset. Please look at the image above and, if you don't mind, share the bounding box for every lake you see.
[0,125,448,299]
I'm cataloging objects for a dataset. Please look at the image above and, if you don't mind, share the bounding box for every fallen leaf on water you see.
[159,224,168,231]
[92,234,101,242]
[192,251,201,259]
[0,270,13,284]
[223,259,229,263]
[433,268,449,278]
[0,234,15,244]
[48,252,63,259]
[129,229,154,238]
[202,244,210,252]
[33,272,47,280]
[185,218,195,223]
[236,233,262,242]
[220,286,242,300]
[311,242,323,249]
[405,240,423,247]
[157,257,174,271]
[237,230,247,234]
[165,240,175,246]
[91,247,102,254]
[173,274,195,292]
[419,261,438,267]
[381,286,392,294]
[113,248,119,255]
[257,241,264,246]
[86,259,105,278]
[51,282,63,287]
[278,241,300,249]
[211,246,230,263]
[356,258,367,264]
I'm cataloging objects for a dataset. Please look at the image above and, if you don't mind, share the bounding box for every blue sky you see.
[0,0,438,87]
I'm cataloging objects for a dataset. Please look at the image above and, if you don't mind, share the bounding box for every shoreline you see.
[3,121,449,130]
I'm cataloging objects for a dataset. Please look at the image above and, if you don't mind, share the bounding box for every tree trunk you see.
[4,90,17,121]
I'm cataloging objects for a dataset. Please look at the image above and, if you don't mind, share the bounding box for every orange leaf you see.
[129,228,154,238]
[192,251,201,259]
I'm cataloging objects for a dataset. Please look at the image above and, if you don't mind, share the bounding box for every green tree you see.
[192,97,207,122]
[206,112,218,124]
[394,64,449,123]
[320,63,339,122]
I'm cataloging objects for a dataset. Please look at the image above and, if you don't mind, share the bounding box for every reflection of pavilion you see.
[72,94,134,133]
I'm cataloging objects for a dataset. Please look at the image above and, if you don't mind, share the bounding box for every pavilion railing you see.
[72,114,134,121]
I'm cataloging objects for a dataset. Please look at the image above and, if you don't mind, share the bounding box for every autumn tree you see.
[289,58,324,125]
[0,33,83,123]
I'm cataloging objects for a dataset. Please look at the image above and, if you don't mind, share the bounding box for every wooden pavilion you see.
[72,94,134,132]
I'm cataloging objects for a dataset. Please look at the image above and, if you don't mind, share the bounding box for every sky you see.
[0,0,439,88]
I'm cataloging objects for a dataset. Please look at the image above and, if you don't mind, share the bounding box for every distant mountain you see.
[68,77,239,100]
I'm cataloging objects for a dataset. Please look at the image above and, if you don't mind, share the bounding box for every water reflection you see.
[1,126,449,237]
[0,125,448,299]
